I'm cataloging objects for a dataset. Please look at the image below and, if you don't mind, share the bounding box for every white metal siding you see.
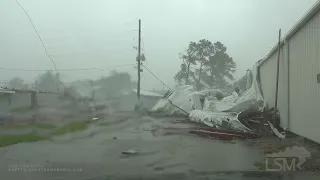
[259,8,320,143]
[259,45,289,129]
[288,10,320,143]
[278,43,289,129]
[259,52,277,108]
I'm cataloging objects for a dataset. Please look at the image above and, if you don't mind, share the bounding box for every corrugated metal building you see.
[258,1,320,143]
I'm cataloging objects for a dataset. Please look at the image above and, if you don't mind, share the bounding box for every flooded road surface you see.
[0,116,318,180]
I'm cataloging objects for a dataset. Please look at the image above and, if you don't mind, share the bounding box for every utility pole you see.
[137,19,141,101]
[274,29,282,126]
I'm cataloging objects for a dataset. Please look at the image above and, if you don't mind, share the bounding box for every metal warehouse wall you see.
[287,10,320,143]
[259,8,320,143]
[259,44,289,129]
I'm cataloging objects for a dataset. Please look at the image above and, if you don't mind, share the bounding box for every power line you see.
[0,67,100,72]
[0,64,134,72]
[15,0,58,73]
[15,1,135,74]
[141,64,171,90]
[111,64,135,68]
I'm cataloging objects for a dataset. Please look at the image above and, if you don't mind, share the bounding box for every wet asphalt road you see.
[0,116,319,180]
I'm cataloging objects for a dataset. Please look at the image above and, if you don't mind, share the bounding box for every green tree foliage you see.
[174,42,198,84]
[174,64,188,85]
[174,39,236,90]
[193,39,215,90]
[204,41,236,87]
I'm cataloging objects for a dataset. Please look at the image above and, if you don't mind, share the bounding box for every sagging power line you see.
[15,0,58,73]
[132,21,169,91]
[15,0,135,77]
[141,64,171,90]
[15,0,63,94]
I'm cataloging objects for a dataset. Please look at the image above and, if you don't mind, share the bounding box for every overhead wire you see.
[14,2,142,92]
[141,64,171,90]
[0,64,134,72]
[15,0,66,93]
[137,36,167,90]
[0,67,101,72]
[15,0,58,73]
[15,1,135,75]
[111,64,135,68]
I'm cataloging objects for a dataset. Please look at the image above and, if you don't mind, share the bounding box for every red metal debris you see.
[189,129,247,139]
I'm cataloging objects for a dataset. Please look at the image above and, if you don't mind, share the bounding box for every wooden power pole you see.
[137,19,141,101]
[274,29,282,126]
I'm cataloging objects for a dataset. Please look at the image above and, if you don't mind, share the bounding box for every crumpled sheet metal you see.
[267,121,285,139]
[198,89,222,97]
[151,85,202,115]
[152,62,265,132]
[188,63,265,132]
[189,110,253,132]
[231,63,264,112]
[203,62,265,113]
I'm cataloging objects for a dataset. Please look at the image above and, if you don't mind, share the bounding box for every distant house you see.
[0,87,15,103]
[0,88,15,94]
[0,88,15,113]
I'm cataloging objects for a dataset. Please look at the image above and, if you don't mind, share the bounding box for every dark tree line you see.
[174,39,236,90]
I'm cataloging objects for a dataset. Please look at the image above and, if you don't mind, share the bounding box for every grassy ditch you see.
[0,121,87,147]
[53,122,87,135]
[0,133,49,147]
[4,123,57,130]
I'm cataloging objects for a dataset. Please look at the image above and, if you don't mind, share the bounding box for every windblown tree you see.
[174,42,197,85]
[193,39,215,89]
[174,63,188,85]
[174,39,236,90]
[203,41,236,87]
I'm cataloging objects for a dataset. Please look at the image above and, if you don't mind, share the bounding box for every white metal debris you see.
[151,62,267,133]
[189,110,253,132]
[267,121,285,139]
[151,85,201,115]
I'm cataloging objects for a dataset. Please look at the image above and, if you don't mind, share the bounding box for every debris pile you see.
[151,62,284,139]
[151,86,223,116]
[151,85,200,115]
[238,108,280,136]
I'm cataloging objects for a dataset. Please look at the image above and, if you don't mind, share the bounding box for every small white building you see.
[258,1,320,143]
[0,88,15,113]
[0,88,15,94]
